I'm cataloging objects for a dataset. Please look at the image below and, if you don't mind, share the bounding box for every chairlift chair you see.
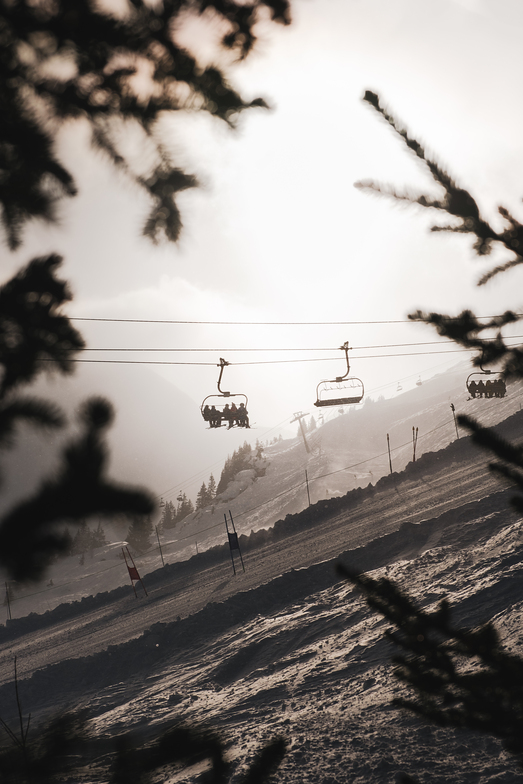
[465,350,507,399]
[201,358,250,428]
[466,366,506,400]
[314,342,364,408]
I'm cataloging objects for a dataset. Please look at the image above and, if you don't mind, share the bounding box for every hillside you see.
[174,362,523,547]
[3,361,523,621]
[0,391,522,781]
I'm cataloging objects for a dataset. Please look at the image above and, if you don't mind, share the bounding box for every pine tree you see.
[338,563,523,768]
[176,493,194,521]
[126,514,153,554]
[216,443,253,495]
[157,499,173,533]
[156,501,165,534]
[159,500,175,530]
[196,482,208,510]
[91,521,108,549]
[71,521,92,556]
[207,474,217,502]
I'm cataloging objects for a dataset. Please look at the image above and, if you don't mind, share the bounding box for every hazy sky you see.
[8,0,523,433]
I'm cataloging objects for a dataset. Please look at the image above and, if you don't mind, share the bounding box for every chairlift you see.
[201,358,250,429]
[314,342,364,408]
[466,364,506,400]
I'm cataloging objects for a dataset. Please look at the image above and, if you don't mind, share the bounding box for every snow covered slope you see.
[4,361,523,621]
[0,392,523,782]
[174,362,523,549]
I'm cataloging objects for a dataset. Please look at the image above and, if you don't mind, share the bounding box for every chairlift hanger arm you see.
[217,358,231,395]
[477,347,493,374]
[335,341,352,382]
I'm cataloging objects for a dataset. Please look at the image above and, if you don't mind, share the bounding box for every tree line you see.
[62,515,156,559]
[159,439,271,527]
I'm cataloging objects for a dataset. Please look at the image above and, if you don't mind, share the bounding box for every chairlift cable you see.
[50,347,489,368]
[74,335,523,352]
[70,314,523,325]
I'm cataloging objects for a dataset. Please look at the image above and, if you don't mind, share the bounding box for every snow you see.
[1,366,523,782]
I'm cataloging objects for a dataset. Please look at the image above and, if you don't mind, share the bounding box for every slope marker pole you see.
[305,469,311,507]
[156,525,165,567]
[5,582,11,621]
[229,511,245,573]
[123,547,148,597]
[412,426,419,462]
[224,514,236,575]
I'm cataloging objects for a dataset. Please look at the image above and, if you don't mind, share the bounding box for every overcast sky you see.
[8,0,523,435]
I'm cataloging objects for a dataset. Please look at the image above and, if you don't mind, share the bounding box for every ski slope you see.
[1,402,523,783]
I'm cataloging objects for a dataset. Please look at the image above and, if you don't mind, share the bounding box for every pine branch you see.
[477,257,523,286]
[337,563,523,766]
[456,414,523,508]
[0,398,155,582]
[0,397,64,450]
[407,308,523,379]
[0,0,290,246]
[357,91,523,275]
[354,180,450,211]
[0,255,85,396]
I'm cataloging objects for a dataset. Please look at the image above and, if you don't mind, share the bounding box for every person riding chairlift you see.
[229,402,239,428]
[223,403,232,427]
[238,402,250,428]
[209,405,221,428]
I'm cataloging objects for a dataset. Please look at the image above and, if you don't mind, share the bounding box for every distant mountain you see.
[0,363,267,516]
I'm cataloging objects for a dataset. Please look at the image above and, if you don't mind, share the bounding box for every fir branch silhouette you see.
[0,397,154,582]
[0,397,64,451]
[355,90,523,277]
[408,309,523,379]
[0,0,290,247]
[337,563,523,766]
[456,414,523,511]
[0,254,84,396]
